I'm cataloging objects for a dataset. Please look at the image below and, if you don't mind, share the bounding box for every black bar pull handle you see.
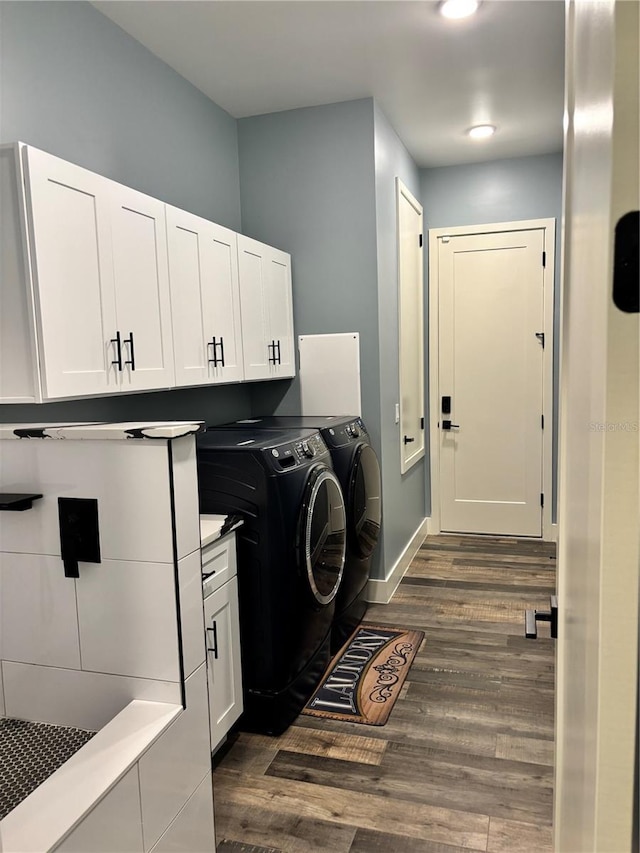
[276,339,281,364]
[268,340,276,364]
[208,337,218,366]
[110,331,123,371]
[207,621,219,659]
[123,332,135,371]
[218,336,225,368]
[525,595,558,639]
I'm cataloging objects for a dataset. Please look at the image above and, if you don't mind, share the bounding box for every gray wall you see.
[238,99,404,577]
[420,152,564,521]
[238,99,379,441]
[0,0,252,425]
[373,104,425,574]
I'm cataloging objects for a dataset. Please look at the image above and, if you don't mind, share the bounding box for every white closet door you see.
[24,146,117,399]
[110,184,174,392]
[237,234,270,381]
[266,247,295,378]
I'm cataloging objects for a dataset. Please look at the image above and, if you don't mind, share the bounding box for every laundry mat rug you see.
[303,625,425,725]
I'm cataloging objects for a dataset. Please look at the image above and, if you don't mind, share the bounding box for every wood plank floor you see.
[214,534,556,853]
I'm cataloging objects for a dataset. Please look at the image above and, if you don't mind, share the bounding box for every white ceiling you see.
[93,0,565,168]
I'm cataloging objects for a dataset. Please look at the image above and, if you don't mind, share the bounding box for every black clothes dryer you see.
[196,427,346,735]
[226,416,382,652]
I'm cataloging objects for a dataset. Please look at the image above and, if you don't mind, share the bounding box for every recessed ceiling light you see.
[439,0,480,20]
[467,124,496,139]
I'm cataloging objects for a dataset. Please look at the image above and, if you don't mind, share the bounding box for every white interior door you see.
[397,180,425,472]
[24,146,117,399]
[110,184,174,392]
[554,1,639,850]
[438,228,544,536]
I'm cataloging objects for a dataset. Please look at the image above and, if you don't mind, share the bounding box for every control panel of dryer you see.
[266,433,328,471]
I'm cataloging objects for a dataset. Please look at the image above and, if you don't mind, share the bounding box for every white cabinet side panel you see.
[299,333,361,416]
[0,146,39,402]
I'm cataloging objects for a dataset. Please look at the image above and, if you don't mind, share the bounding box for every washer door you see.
[299,466,346,605]
[349,443,382,558]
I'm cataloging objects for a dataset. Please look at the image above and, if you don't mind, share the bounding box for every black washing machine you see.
[225,416,382,652]
[196,427,346,735]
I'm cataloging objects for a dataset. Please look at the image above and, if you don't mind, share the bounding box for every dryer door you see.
[349,444,382,558]
[299,466,346,605]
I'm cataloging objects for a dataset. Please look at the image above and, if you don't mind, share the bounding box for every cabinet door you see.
[266,247,295,378]
[237,234,271,381]
[23,146,118,399]
[110,184,174,392]
[204,576,243,751]
[167,207,244,387]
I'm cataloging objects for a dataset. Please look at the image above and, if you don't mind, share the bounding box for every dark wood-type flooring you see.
[214,534,556,853]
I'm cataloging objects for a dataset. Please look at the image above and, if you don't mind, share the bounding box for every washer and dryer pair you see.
[196,416,381,735]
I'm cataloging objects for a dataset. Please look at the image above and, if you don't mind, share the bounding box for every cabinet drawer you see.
[201,532,237,597]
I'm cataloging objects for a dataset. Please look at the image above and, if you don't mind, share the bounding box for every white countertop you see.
[0,421,204,440]
[200,514,243,548]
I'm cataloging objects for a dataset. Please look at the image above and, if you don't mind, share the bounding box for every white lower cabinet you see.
[202,536,243,752]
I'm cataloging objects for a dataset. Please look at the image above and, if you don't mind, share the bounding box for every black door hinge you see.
[540,493,544,507]
[541,414,544,429]
[542,251,546,268]
[420,417,424,429]
[419,234,423,248]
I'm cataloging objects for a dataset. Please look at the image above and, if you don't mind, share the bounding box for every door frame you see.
[427,217,556,541]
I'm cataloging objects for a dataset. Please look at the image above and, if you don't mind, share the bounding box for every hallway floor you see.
[214,535,556,853]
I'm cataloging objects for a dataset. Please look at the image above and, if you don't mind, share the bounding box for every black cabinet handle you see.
[110,331,123,371]
[268,340,277,364]
[218,336,225,368]
[123,332,135,371]
[208,337,218,365]
[403,435,415,444]
[206,621,219,659]
[276,339,281,364]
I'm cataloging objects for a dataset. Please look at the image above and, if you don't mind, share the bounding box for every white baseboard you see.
[366,518,429,605]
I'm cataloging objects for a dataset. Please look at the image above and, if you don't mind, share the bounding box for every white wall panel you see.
[76,560,180,682]
[150,773,215,853]
[0,553,80,669]
[139,664,211,851]
[2,661,180,730]
[53,767,144,853]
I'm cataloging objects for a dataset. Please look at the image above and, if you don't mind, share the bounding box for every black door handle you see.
[110,331,123,371]
[525,595,558,639]
[442,421,460,430]
[206,621,219,659]
[123,332,135,371]
[403,435,415,444]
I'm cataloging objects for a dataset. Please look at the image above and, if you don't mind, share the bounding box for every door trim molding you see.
[427,218,556,541]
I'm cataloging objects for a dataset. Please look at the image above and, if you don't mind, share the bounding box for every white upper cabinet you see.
[0,143,295,403]
[110,185,174,392]
[237,234,294,381]
[23,145,118,399]
[166,206,244,387]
